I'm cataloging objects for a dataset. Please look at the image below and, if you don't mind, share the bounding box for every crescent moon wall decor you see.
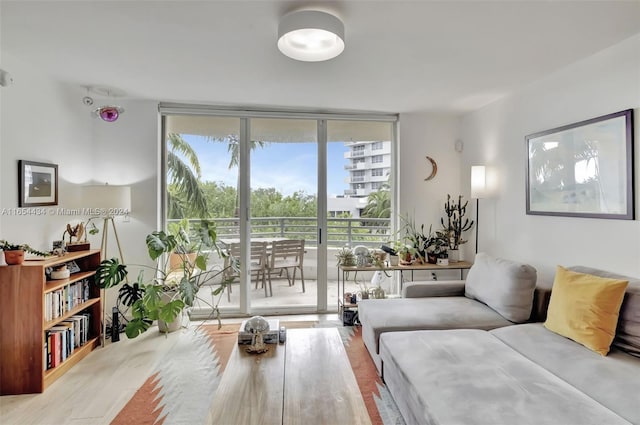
[425,156,438,181]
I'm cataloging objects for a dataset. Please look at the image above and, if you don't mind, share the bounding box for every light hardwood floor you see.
[0,314,336,425]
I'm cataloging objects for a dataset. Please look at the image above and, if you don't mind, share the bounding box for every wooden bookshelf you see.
[0,249,102,395]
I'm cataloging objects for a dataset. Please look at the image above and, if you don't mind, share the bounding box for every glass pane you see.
[250,118,317,310]
[327,120,395,310]
[164,115,242,315]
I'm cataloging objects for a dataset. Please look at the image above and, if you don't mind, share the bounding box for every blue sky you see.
[182,135,349,197]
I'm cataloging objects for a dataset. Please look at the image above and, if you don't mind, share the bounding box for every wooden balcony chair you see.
[267,239,305,293]
[222,241,271,300]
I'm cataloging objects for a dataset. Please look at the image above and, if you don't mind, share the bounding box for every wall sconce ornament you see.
[83,86,126,122]
[94,105,124,122]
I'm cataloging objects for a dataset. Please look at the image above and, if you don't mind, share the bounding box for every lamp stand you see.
[475,198,479,254]
[99,216,127,346]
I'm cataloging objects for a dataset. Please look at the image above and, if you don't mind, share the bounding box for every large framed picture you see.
[18,160,58,207]
[526,109,634,220]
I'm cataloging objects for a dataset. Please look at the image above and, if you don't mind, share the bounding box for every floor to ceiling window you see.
[161,105,397,316]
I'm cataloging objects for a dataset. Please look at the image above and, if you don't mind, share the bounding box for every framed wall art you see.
[526,109,634,220]
[18,160,58,207]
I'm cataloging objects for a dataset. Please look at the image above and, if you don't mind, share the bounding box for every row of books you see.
[44,279,91,322]
[44,313,91,370]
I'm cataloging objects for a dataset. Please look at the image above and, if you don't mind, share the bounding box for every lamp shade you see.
[81,184,131,215]
[277,10,345,62]
[470,166,487,199]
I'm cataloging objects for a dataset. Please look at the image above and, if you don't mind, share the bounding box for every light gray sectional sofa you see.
[365,259,640,425]
[359,253,540,373]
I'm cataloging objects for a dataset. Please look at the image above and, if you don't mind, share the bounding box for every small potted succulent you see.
[0,240,48,265]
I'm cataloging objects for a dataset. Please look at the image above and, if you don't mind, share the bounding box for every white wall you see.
[0,52,93,251]
[460,34,640,285]
[0,53,159,308]
[398,112,469,279]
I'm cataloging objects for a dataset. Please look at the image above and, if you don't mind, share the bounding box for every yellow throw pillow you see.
[544,266,628,356]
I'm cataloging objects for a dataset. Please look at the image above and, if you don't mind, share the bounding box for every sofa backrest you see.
[465,253,538,323]
[568,266,640,357]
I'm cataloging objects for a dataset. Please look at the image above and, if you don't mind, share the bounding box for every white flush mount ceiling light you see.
[277,10,345,62]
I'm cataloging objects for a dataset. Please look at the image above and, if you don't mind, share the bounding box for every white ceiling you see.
[2,1,639,114]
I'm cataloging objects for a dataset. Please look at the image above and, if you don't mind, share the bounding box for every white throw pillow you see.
[465,253,537,323]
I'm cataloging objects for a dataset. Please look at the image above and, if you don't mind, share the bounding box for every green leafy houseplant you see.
[425,228,450,263]
[95,220,237,338]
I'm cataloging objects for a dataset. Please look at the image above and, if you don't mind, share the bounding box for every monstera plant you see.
[95,220,237,338]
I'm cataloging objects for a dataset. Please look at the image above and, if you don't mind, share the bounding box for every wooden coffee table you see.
[207,327,371,425]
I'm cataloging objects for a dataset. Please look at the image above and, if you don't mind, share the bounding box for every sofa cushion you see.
[545,266,628,356]
[379,329,631,425]
[492,323,640,425]
[569,266,640,357]
[358,297,512,373]
[464,252,537,322]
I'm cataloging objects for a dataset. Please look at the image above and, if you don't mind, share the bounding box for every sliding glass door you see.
[162,107,397,316]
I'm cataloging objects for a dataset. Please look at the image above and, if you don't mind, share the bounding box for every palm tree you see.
[221,134,267,216]
[167,133,208,218]
[361,188,391,219]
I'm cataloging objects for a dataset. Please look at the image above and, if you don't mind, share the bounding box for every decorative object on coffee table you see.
[244,316,270,354]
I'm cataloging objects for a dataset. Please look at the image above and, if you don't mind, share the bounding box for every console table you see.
[337,261,474,319]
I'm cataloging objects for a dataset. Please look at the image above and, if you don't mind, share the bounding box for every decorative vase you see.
[4,250,25,265]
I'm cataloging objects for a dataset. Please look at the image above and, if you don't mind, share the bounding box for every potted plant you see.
[440,194,474,262]
[0,240,48,265]
[399,214,430,263]
[167,218,199,273]
[95,220,237,338]
[425,228,449,264]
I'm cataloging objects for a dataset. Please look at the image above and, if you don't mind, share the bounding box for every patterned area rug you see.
[110,319,404,425]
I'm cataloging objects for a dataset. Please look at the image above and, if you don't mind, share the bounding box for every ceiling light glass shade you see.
[278,10,345,62]
[94,105,124,122]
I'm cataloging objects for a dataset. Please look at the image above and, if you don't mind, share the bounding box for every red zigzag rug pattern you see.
[110,323,383,425]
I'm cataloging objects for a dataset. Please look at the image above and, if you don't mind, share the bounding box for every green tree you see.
[167,133,208,219]
[361,188,391,219]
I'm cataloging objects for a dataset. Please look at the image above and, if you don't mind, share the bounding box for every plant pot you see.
[169,252,197,273]
[158,316,182,333]
[4,250,25,265]
[389,255,399,266]
[158,290,183,333]
[448,249,460,263]
[427,253,438,264]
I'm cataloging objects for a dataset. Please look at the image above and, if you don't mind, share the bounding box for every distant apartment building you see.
[328,140,391,218]
[343,140,391,197]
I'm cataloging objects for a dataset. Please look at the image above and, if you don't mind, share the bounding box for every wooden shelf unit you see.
[0,249,102,395]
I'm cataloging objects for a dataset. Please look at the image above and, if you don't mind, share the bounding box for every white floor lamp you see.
[81,184,131,345]
[470,166,486,254]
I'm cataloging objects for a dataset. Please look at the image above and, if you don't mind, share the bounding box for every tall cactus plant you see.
[441,194,474,250]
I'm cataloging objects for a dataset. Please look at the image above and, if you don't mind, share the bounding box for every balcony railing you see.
[167,217,391,248]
